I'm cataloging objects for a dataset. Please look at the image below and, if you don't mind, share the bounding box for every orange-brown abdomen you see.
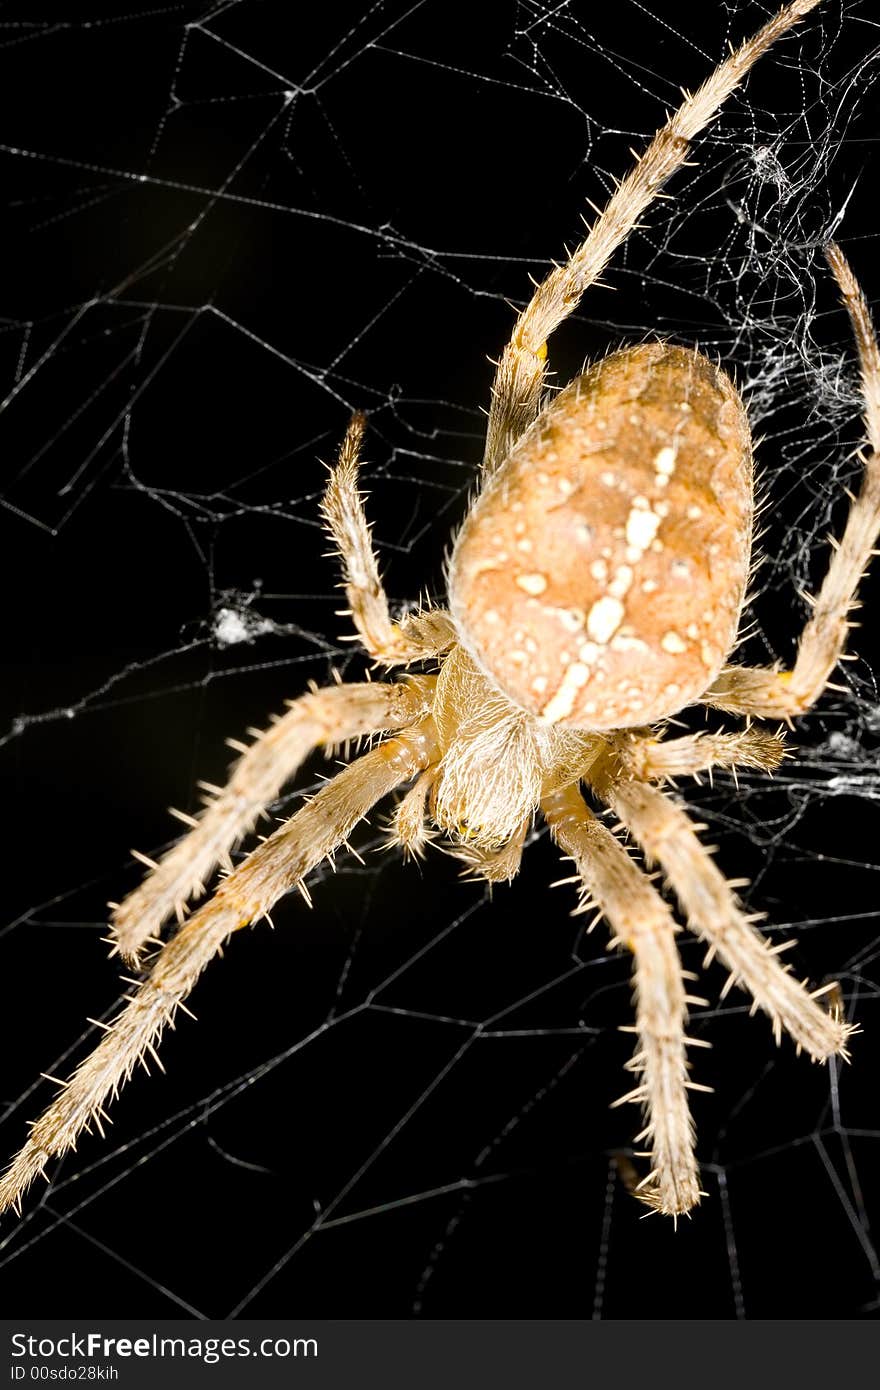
[448,344,753,728]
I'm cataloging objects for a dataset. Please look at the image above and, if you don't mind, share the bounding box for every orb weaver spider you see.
[2,0,872,1219]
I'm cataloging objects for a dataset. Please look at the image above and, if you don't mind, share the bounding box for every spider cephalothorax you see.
[2,0,873,1221]
[429,645,598,850]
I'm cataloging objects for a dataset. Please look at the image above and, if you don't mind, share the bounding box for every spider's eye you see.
[448,343,753,731]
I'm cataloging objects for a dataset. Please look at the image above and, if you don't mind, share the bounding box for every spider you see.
[1,0,874,1220]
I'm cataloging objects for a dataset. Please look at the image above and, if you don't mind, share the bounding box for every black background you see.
[1,0,879,1320]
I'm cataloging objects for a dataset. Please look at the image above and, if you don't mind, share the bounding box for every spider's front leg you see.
[704,243,880,721]
[321,413,455,664]
[0,716,440,1219]
[111,676,434,963]
[542,782,703,1217]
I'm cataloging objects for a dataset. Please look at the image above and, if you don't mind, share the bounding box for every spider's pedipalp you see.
[111,678,435,963]
[605,777,853,1063]
[0,717,439,1220]
[542,781,701,1217]
[386,767,437,861]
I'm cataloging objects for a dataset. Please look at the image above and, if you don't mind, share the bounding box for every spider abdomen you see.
[448,343,753,729]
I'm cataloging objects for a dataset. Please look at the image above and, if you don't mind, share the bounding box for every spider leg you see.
[111,677,434,964]
[0,716,439,1219]
[321,413,456,663]
[542,782,702,1217]
[602,775,853,1062]
[482,0,825,477]
[613,726,786,783]
[703,243,880,719]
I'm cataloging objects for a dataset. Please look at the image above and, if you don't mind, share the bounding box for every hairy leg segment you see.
[0,717,440,1217]
[112,677,435,962]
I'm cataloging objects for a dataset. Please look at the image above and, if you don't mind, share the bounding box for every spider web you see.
[2,0,880,1319]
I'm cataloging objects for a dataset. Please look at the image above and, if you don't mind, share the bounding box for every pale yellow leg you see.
[542,782,702,1217]
[482,1,826,476]
[604,777,853,1062]
[111,677,434,962]
[321,414,455,662]
[0,718,439,1219]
